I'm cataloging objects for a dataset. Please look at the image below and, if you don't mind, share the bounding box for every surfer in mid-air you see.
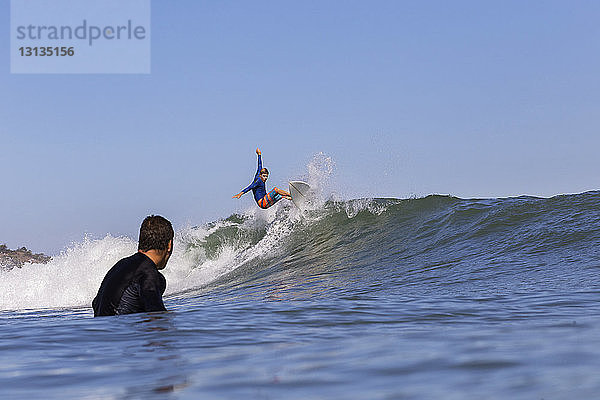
[233,148,292,209]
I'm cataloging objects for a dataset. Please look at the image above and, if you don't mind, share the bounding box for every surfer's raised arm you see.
[256,147,262,171]
[233,148,263,199]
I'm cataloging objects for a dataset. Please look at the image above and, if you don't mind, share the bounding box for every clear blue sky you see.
[2,0,599,254]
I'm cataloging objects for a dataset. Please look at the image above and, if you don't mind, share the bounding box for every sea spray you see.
[0,234,136,311]
[306,152,336,200]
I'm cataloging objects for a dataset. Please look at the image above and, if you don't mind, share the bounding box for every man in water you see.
[92,215,174,317]
[233,148,292,209]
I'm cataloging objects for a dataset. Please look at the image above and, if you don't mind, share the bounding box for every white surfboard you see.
[289,181,312,211]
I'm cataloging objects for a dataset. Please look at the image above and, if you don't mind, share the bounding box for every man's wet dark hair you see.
[260,168,269,175]
[138,215,174,252]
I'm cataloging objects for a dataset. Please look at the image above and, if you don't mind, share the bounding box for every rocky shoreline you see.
[0,244,51,270]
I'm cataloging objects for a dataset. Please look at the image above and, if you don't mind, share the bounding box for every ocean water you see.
[2,190,600,399]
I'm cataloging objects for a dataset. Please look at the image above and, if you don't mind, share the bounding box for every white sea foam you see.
[341,198,389,218]
[0,235,136,311]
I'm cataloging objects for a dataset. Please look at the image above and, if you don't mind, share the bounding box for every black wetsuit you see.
[92,252,167,317]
